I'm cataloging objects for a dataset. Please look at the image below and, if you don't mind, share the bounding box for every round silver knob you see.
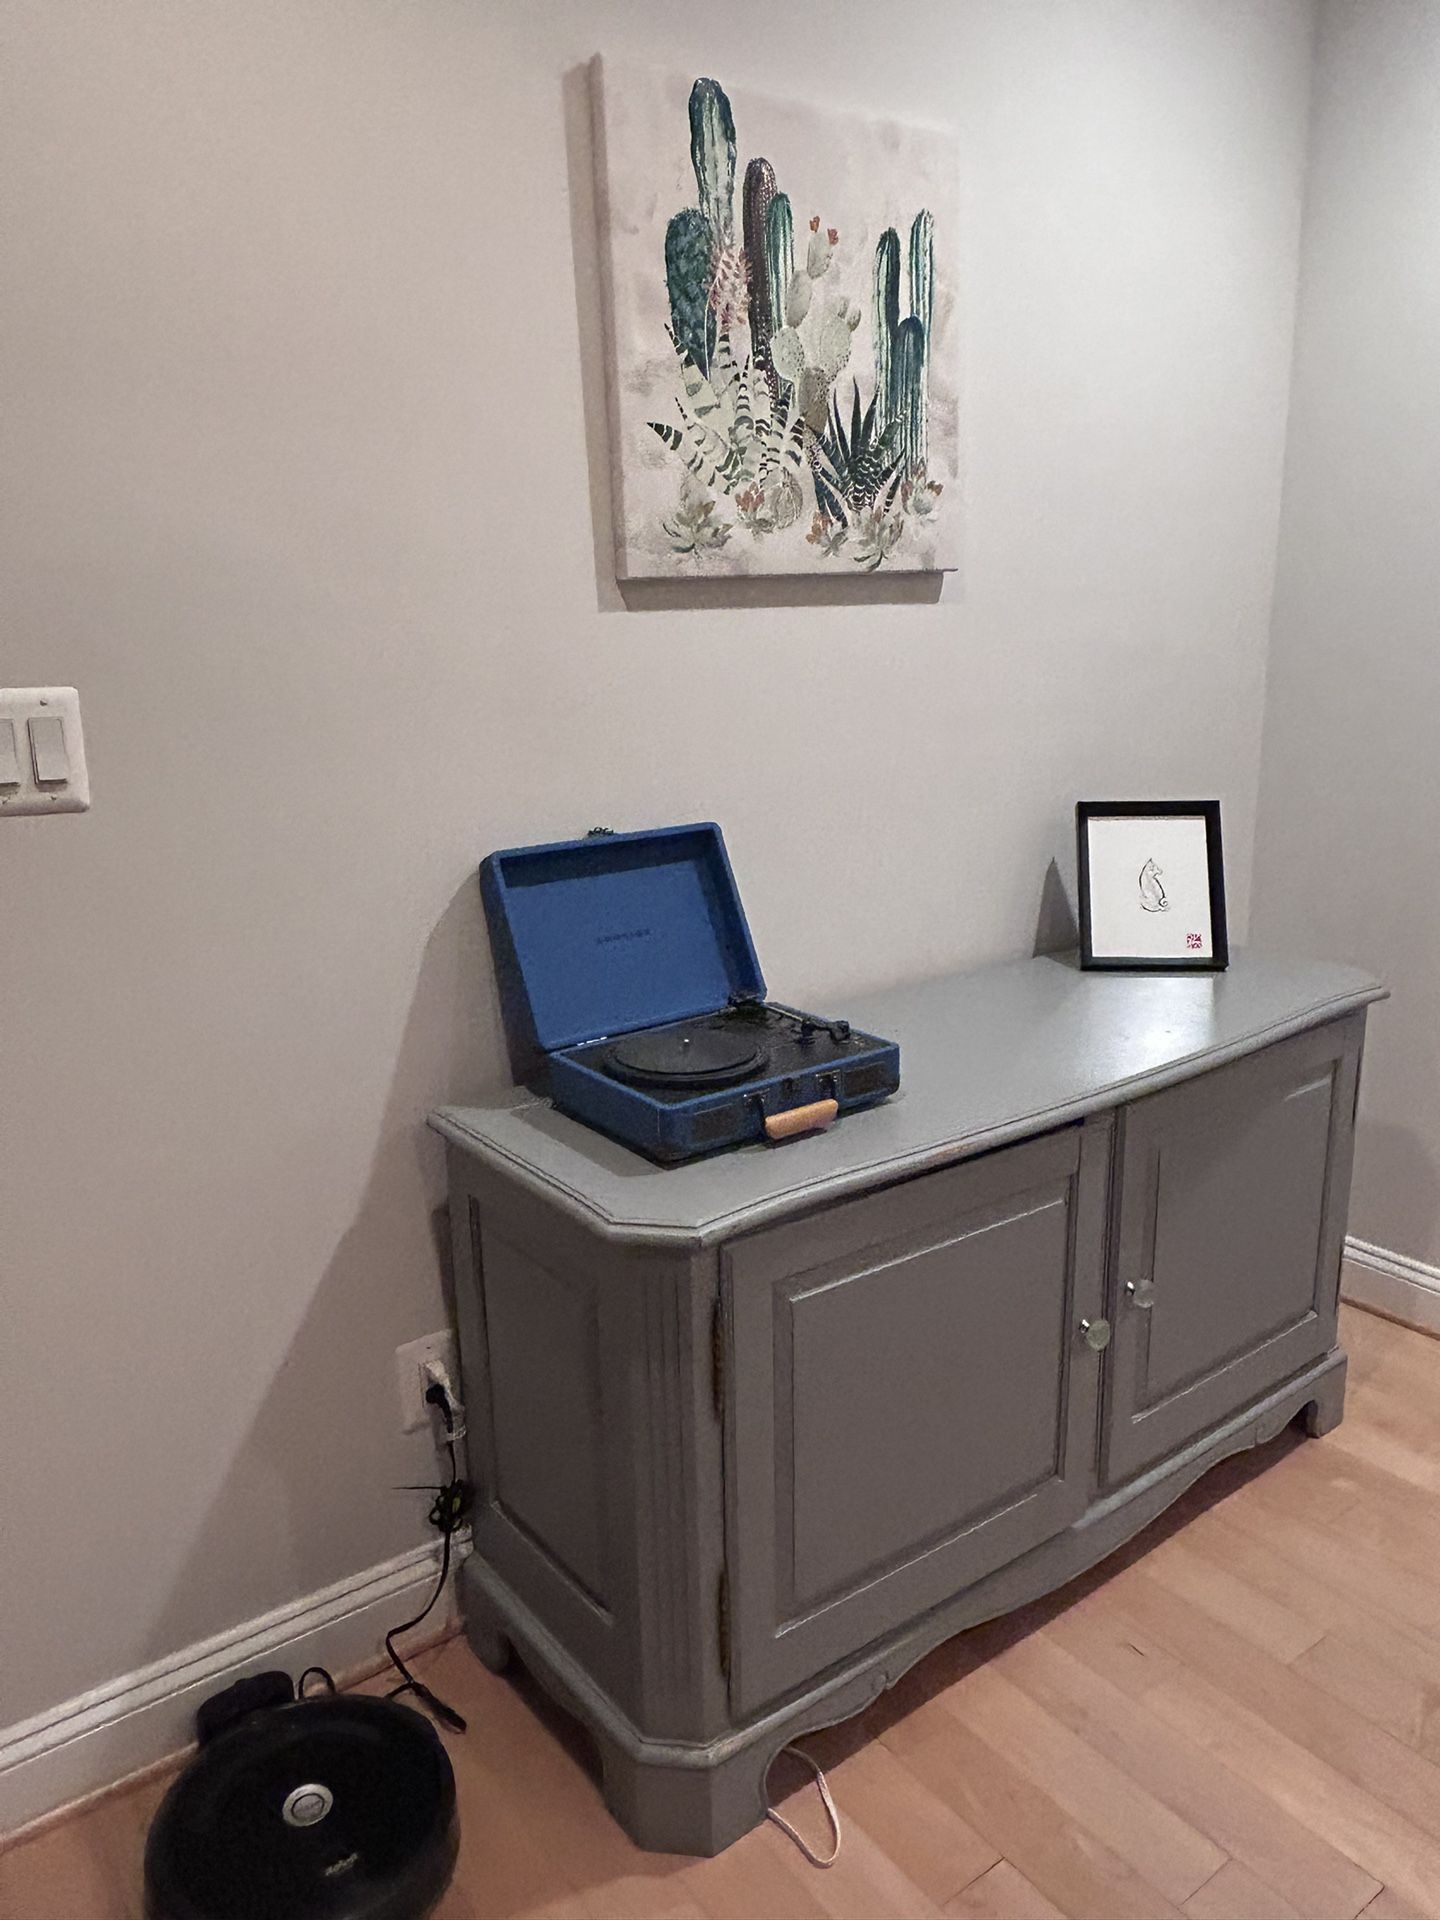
[1079,1316,1112,1352]
[1125,1279,1156,1310]
[282,1782,333,1828]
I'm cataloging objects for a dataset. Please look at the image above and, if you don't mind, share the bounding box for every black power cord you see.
[383,1379,472,1734]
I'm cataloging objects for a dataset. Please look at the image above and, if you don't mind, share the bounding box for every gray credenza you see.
[430,950,1384,1855]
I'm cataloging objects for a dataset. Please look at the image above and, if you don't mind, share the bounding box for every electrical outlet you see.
[396,1330,459,1433]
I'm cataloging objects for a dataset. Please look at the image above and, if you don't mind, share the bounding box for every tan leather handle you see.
[763,1098,840,1143]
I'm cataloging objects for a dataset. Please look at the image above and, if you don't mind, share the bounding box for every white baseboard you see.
[1342,1235,1440,1339]
[0,1534,468,1843]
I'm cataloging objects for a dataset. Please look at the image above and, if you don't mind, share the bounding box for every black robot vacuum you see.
[145,1677,459,1920]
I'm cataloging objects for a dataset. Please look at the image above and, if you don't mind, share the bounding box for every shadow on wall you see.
[1351,1117,1440,1266]
[560,64,945,619]
[1032,857,1079,958]
[139,876,505,1675]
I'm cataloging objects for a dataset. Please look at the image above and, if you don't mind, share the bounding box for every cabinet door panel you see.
[724,1124,1109,1715]
[1105,1015,1362,1486]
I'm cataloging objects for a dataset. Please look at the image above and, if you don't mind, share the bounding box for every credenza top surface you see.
[430,948,1384,1246]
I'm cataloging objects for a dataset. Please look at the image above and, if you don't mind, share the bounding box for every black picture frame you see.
[1076,800,1229,973]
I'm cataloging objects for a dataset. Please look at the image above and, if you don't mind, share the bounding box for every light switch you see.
[0,688,90,817]
[29,714,69,786]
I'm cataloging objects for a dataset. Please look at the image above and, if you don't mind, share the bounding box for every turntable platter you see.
[606,1025,767,1089]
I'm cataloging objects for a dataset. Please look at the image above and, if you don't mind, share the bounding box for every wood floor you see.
[7,1304,1440,1919]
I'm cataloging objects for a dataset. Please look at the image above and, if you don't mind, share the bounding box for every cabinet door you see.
[1104,1014,1363,1486]
[723,1124,1109,1715]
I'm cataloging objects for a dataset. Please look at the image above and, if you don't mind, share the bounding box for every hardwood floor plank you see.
[1143,1511,1440,1754]
[1178,1506,1440,1690]
[891,1711,1190,1919]
[998,1626,1379,1920]
[1181,1858,1303,1920]
[679,1824,836,1920]
[1204,1436,1364,1531]
[1043,1586,1187,1700]
[769,1813,949,1920]
[1293,1632,1435,1750]
[1215,1490,1440,1651]
[1113,1569,1440,1848]
[1359,1886,1440,1920]
[1142,1533,1327,1662]
[943,1859,1067,1919]
[825,1736,1001,1905]
[419,1646,707,1920]
[1325,1486,1440,1587]
[1139,1648,1440,1912]
[939,1663,1226,1904]
[0,1828,127,1920]
[1324,1416,1440,1497]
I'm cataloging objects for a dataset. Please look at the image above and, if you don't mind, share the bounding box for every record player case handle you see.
[764,1099,840,1143]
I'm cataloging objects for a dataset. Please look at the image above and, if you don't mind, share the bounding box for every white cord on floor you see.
[765,1745,842,1868]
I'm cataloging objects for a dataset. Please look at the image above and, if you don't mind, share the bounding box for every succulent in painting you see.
[649,316,808,515]
[662,473,732,556]
[735,472,804,536]
[814,379,904,516]
[853,505,905,572]
[903,471,944,522]
[806,511,849,558]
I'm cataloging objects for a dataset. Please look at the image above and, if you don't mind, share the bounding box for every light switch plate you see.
[0,688,90,817]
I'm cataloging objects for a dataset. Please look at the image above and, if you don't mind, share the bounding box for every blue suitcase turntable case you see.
[480,823,900,1164]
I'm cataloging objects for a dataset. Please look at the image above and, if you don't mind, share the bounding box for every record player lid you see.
[481,823,766,1056]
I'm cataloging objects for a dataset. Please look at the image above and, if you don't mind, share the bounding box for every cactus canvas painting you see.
[592,59,959,579]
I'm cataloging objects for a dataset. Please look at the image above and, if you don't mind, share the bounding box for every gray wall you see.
[0,0,1313,1731]
[1253,0,1440,1268]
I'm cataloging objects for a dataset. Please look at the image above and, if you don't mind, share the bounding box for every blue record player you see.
[480,823,900,1164]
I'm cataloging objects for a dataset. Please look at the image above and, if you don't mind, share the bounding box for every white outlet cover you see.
[0,687,91,817]
[396,1330,459,1433]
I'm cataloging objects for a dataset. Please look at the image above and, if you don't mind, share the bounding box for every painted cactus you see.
[689,79,736,247]
[768,217,856,430]
[742,159,777,372]
[665,209,715,374]
[872,227,900,435]
[662,81,740,376]
[892,316,927,481]
[909,208,934,337]
[764,193,794,340]
[871,208,934,478]
[903,210,933,474]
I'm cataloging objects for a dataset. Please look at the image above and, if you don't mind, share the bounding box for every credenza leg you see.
[592,1726,775,1858]
[464,1588,514,1676]
[1302,1351,1347,1437]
